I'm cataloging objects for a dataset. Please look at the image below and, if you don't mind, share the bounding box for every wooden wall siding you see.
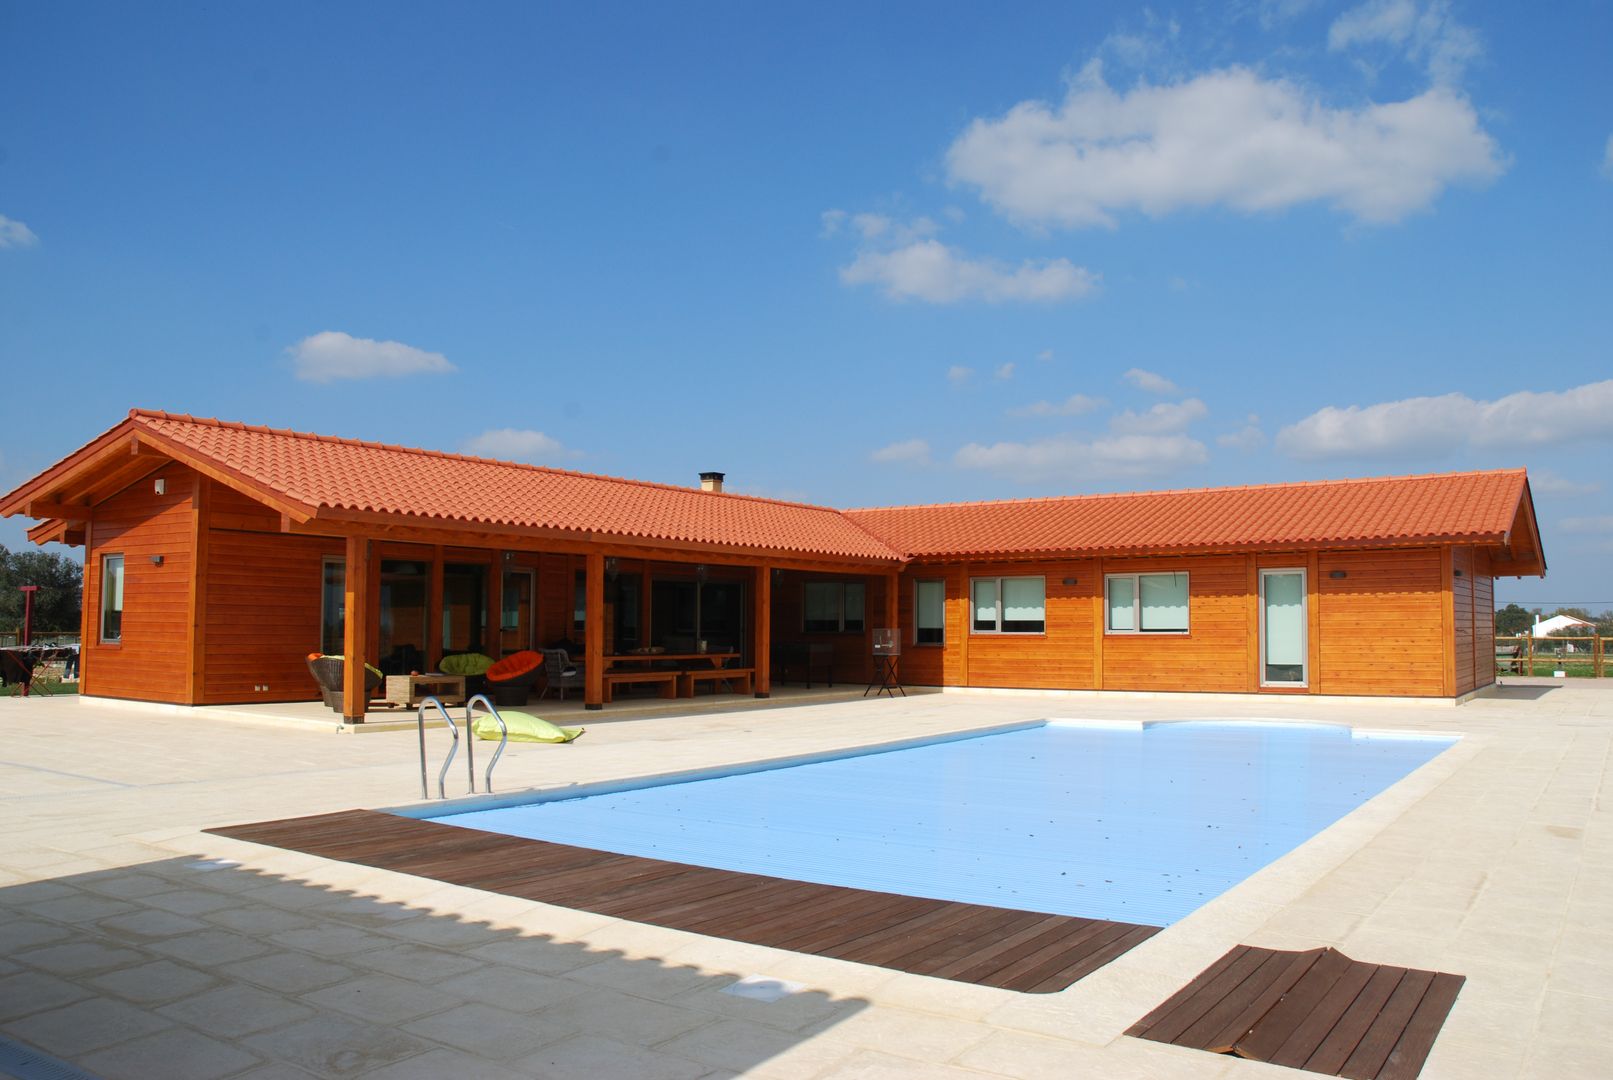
[898,572,946,687]
[206,481,284,532]
[1316,548,1444,697]
[1452,547,1476,696]
[961,561,1097,690]
[201,528,341,704]
[81,463,197,703]
[1100,556,1249,694]
[1472,549,1495,691]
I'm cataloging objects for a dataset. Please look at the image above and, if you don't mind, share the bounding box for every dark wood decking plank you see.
[1338,969,1435,1080]
[1126,945,1252,1038]
[1180,948,1325,1053]
[1262,956,1380,1069]
[1377,972,1464,1080]
[1133,946,1276,1046]
[209,810,1160,993]
[1231,947,1357,1062]
[1028,924,1162,993]
[1302,967,1408,1076]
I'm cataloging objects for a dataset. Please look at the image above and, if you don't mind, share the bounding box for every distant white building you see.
[1532,613,1595,645]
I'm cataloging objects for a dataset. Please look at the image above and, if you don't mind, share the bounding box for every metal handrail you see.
[416,696,464,800]
[464,694,510,794]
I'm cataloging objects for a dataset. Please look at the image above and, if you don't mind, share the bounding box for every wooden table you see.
[602,652,743,702]
[383,673,467,708]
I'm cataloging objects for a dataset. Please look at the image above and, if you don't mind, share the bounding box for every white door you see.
[1260,569,1307,687]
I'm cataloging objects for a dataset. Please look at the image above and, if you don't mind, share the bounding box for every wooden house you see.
[0,411,1546,717]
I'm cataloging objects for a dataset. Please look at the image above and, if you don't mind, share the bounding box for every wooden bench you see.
[602,670,679,703]
[678,667,754,698]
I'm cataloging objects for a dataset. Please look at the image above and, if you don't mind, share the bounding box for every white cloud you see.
[1275,379,1613,459]
[1037,349,1054,362]
[870,438,933,466]
[1123,368,1180,395]
[1009,394,1105,418]
[1602,134,1613,180]
[946,61,1503,228]
[995,363,1016,380]
[1328,0,1482,86]
[464,428,577,463]
[1217,414,1267,451]
[819,209,848,236]
[0,214,39,249]
[1559,516,1613,535]
[947,365,974,384]
[289,331,455,383]
[956,433,1207,482]
[1110,398,1208,435]
[1529,469,1600,498]
[840,239,1099,304]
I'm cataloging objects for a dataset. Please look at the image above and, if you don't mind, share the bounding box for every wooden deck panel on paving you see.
[207,808,1160,993]
[1126,945,1465,1080]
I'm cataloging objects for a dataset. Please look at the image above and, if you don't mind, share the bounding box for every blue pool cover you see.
[428,721,1455,927]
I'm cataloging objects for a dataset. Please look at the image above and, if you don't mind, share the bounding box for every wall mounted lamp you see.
[1329,570,1347,579]
[150,555,164,566]
[1453,569,1464,577]
[154,478,166,495]
[1062,577,1078,586]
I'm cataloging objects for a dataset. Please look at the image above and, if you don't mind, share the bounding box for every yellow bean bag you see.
[471,710,584,744]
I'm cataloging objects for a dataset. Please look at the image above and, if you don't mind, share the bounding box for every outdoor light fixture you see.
[1454,569,1464,577]
[1329,570,1347,579]
[696,564,708,583]
[1062,577,1078,586]
[154,478,166,495]
[150,555,164,566]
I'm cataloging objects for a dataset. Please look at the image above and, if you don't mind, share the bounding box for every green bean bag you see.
[472,710,584,744]
[439,652,494,677]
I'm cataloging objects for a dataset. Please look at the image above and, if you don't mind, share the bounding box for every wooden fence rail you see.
[1495,635,1607,678]
[0,630,81,649]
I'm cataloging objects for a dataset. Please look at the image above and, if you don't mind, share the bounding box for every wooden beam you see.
[584,551,604,709]
[78,457,167,507]
[754,565,771,697]
[187,476,210,705]
[79,521,94,695]
[342,536,372,722]
[22,500,91,521]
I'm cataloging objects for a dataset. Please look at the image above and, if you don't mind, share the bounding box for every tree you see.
[0,544,84,634]
[1494,603,1533,637]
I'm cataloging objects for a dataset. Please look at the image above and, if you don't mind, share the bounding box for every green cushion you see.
[472,710,584,744]
[440,652,494,676]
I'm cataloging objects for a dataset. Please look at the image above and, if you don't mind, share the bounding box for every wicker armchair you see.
[306,655,384,713]
[541,648,585,700]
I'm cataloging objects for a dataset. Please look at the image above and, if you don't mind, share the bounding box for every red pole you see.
[18,586,40,698]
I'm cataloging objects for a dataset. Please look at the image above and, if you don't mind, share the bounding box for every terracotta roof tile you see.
[128,411,902,561]
[843,470,1531,558]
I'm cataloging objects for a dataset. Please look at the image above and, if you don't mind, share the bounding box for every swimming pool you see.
[427,720,1456,927]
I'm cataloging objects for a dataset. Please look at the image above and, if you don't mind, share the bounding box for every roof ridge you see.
[842,467,1529,515]
[129,409,854,516]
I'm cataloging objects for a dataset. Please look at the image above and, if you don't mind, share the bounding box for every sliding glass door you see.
[1260,569,1307,687]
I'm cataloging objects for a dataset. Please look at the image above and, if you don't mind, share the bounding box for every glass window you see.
[803,581,865,633]
[320,558,344,655]
[970,576,1045,633]
[915,580,945,645]
[1107,572,1191,633]
[100,554,124,643]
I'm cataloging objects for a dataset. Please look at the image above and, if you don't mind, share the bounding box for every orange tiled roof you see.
[126,411,903,561]
[843,470,1532,559]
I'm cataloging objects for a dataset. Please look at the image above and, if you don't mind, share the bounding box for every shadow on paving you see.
[0,855,869,1079]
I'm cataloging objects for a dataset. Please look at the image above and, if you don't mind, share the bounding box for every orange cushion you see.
[488,650,542,681]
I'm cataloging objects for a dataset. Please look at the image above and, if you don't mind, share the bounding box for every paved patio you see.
[0,683,1608,1078]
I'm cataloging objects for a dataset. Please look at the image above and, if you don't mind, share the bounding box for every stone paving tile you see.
[241,1013,434,1077]
[97,908,214,940]
[205,904,320,936]
[143,888,246,916]
[78,1025,263,1080]
[406,1001,576,1060]
[952,1030,1120,1078]
[20,892,137,924]
[512,1033,711,1080]
[809,1048,1002,1079]
[351,1048,536,1080]
[0,969,92,1020]
[811,1005,998,1062]
[157,982,318,1038]
[540,986,713,1045]
[431,963,584,1010]
[13,938,149,976]
[268,923,391,957]
[0,995,173,1057]
[349,941,486,983]
[300,974,451,1024]
[567,953,729,1000]
[656,1018,861,1078]
[0,916,76,952]
[89,958,219,1003]
[466,934,607,975]
[149,928,274,966]
[221,950,356,993]
[79,872,178,900]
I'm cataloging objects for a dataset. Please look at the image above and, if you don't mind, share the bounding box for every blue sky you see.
[1,1,1609,609]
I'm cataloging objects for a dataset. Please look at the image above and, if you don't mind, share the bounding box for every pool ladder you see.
[416,693,509,800]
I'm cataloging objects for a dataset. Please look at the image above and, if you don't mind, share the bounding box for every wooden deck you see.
[208,809,1161,994]
[1126,945,1464,1079]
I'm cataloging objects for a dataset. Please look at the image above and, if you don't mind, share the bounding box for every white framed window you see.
[803,581,865,633]
[914,579,945,645]
[970,576,1045,634]
[1106,572,1189,634]
[320,557,345,655]
[100,554,125,643]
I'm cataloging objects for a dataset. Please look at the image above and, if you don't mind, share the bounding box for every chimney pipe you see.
[699,471,725,494]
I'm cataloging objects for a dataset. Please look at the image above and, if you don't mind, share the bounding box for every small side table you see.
[385,673,467,708]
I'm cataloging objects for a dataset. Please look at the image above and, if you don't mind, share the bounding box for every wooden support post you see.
[427,545,444,667]
[79,522,94,696]
[187,476,210,705]
[754,565,771,697]
[342,535,372,722]
[585,551,604,710]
